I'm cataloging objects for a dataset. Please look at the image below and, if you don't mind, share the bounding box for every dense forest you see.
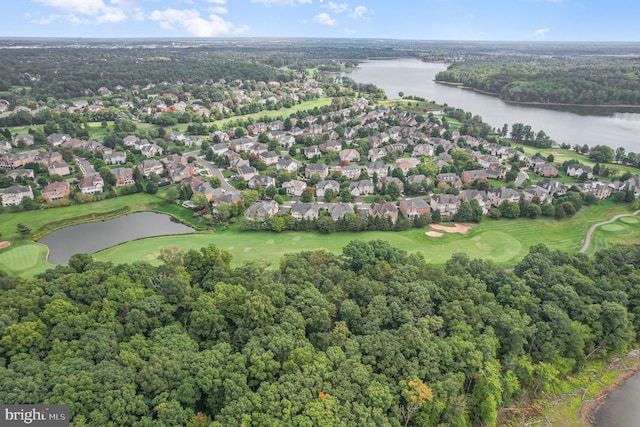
[435,56,640,106]
[1,241,639,426]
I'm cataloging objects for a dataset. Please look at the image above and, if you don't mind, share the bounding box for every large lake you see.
[341,58,640,153]
[38,211,195,264]
[595,373,640,427]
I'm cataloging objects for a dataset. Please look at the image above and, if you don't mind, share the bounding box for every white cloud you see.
[32,0,129,23]
[313,12,337,26]
[208,6,228,14]
[344,28,357,35]
[325,2,349,13]
[348,5,370,19]
[149,8,249,36]
[251,0,311,6]
[33,0,109,16]
[205,0,227,3]
[533,28,550,39]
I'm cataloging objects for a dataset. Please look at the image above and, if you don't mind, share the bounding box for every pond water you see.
[595,372,640,427]
[38,212,195,265]
[341,58,640,153]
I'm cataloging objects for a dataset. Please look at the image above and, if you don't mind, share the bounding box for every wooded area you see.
[436,57,640,106]
[1,241,639,426]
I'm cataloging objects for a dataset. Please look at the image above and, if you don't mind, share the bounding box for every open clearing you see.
[0,243,49,276]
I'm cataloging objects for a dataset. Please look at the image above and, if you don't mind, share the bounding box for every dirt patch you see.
[429,223,472,234]
[577,350,640,426]
[425,231,443,237]
[0,241,10,249]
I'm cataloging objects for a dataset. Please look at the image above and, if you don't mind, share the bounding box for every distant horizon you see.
[0,36,638,44]
[4,1,639,42]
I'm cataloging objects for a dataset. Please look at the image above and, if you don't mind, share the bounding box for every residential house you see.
[339,149,360,163]
[319,140,341,153]
[436,172,463,189]
[412,144,434,158]
[166,162,194,183]
[47,160,71,177]
[104,151,126,165]
[333,165,361,180]
[209,130,230,142]
[368,202,399,224]
[163,154,187,165]
[459,189,490,214]
[368,148,387,162]
[378,176,405,193]
[0,184,33,206]
[247,143,268,156]
[576,181,612,199]
[522,185,551,204]
[7,169,34,182]
[237,164,259,181]
[244,200,279,221]
[276,158,301,173]
[366,161,388,179]
[184,136,202,148]
[78,175,104,194]
[248,175,276,190]
[111,167,135,187]
[349,179,374,197]
[488,188,521,207]
[213,192,243,206]
[12,134,34,147]
[399,198,431,220]
[535,163,559,177]
[168,131,185,142]
[137,159,164,178]
[47,133,69,146]
[316,180,340,198]
[326,203,355,220]
[567,164,594,180]
[461,169,487,184]
[276,133,295,149]
[393,158,420,176]
[230,137,257,152]
[476,154,500,168]
[259,150,280,166]
[122,135,140,147]
[429,194,460,218]
[140,143,164,158]
[291,202,320,220]
[283,180,307,196]
[538,179,567,196]
[0,151,37,169]
[303,145,321,159]
[305,163,329,179]
[182,176,217,201]
[41,181,70,202]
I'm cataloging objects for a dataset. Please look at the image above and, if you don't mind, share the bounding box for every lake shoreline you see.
[577,350,640,426]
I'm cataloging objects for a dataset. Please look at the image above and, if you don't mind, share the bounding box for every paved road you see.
[75,156,96,176]
[579,209,640,253]
[194,158,239,195]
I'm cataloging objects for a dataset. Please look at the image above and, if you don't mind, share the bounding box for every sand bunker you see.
[0,241,10,249]
[429,223,472,234]
[425,231,443,237]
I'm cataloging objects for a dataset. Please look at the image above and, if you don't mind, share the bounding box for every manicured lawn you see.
[0,242,50,277]
[92,200,636,270]
[583,212,640,256]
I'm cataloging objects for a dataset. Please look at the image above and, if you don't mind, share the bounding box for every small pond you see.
[38,212,195,265]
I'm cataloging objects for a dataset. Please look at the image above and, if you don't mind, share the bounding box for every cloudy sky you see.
[3,0,638,41]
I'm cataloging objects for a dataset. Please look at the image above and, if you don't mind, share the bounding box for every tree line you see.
[1,240,639,426]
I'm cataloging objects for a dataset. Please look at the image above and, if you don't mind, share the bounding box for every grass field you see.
[0,242,50,276]
[0,187,637,276]
[583,212,640,256]
[91,200,636,270]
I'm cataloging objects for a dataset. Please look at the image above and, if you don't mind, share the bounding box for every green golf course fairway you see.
[0,243,49,276]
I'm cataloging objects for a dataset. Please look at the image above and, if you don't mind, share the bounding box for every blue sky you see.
[2,0,638,41]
